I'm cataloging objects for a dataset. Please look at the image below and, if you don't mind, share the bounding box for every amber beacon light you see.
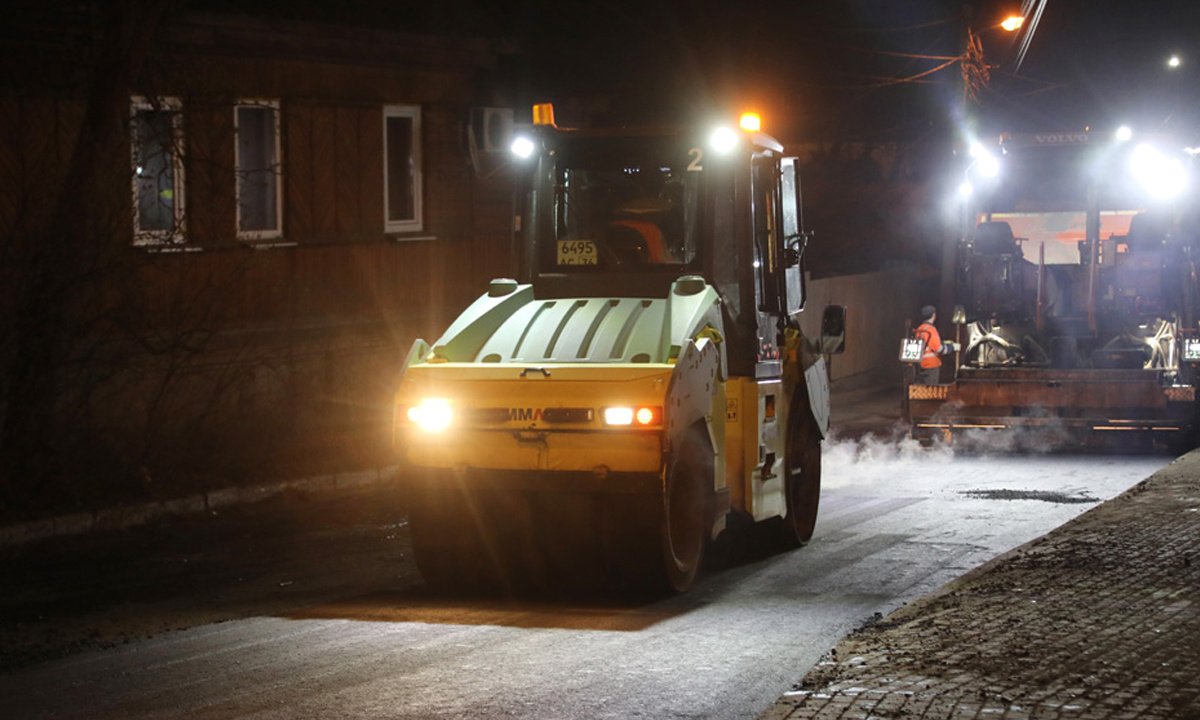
[532,103,556,127]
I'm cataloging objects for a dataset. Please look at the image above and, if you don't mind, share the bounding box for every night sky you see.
[510,0,1200,141]
[190,0,1200,140]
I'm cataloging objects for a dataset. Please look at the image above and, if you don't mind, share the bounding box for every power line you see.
[840,46,960,62]
[833,16,956,34]
[1014,0,1049,72]
[796,56,964,91]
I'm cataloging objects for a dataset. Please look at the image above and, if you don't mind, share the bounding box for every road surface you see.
[0,437,1172,719]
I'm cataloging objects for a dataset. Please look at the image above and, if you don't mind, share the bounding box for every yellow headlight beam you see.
[407,399,454,432]
[604,407,635,426]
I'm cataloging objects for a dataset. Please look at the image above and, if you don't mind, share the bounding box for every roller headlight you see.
[406,399,454,432]
[710,127,739,154]
[603,406,662,427]
[510,135,535,159]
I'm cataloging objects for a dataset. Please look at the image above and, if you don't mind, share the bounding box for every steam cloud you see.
[822,411,1074,488]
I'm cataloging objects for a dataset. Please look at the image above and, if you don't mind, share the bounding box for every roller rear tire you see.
[656,425,712,593]
[778,416,822,548]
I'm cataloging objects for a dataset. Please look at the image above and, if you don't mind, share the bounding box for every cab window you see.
[543,161,700,271]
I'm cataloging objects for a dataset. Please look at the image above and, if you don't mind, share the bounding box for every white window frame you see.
[130,96,186,245]
[235,99,284,241]
[383,105,423,234]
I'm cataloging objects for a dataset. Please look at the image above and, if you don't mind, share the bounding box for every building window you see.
[236,100,283,240]
[131,97,185,244]
[384,105,423,233]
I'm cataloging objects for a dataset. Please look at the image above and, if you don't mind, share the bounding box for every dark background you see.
[195,0,1200,141]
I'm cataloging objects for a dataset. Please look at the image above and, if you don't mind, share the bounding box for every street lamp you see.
[958,141,1000,230]
[1000,15,1024,32]
[943,138,1000,323]
[970,141,1000,178]
[1164,55,1184,130]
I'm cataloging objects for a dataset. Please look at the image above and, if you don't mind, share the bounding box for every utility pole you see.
[938,4,974,341]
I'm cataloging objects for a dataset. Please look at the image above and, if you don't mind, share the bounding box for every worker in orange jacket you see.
[914,305,957,385]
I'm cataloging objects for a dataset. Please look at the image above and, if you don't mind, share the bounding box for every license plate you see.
[557,240,598,266]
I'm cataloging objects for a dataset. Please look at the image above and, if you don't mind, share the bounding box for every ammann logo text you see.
[508,408,543,422]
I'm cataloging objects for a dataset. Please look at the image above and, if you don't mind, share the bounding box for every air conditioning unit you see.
[471,107,514,154]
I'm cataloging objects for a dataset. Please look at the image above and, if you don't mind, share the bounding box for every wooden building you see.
[0,6,520,499]
[139,13,512,330]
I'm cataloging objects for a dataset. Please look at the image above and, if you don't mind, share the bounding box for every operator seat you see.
[1125,212,1168,249]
